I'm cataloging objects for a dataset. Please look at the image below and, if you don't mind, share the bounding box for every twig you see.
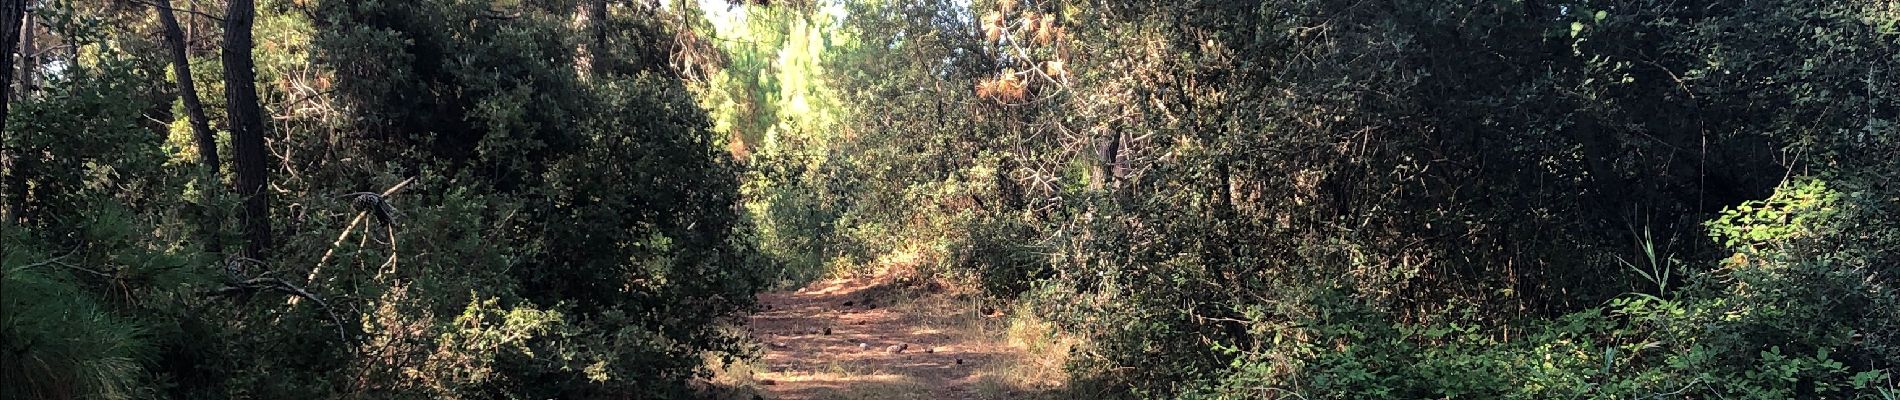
[130,0,225,22]
[374,224,398,281]
[12,258,116,279]
[212,277,350,343]
[51,260,116,278]
[1254,387,1310,400]
[1650,377,1701,399]
[4,247,80,272]
[5,246,116,278]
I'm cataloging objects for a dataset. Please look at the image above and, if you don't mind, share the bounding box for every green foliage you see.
[6,62,170,236]
[695,4,870,282]
[4,0,1897,398]
[957,212,1051,297]
[4,1,768,398]
[1167,174,1900,398]
[1709,179,1841,251]
[3,239,155,400]
[721,0,1900,397]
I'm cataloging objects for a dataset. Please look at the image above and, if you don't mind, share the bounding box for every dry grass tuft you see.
[891,284,1083,398]
[701,353,769,398]
[970,302,1079,396]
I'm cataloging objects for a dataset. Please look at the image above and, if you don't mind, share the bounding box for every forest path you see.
[718,275,1048,400]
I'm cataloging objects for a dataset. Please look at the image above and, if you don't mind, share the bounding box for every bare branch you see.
[4,246,111,278]
[304,176,418,288]
[211,277,350,343]
[130,0,225,22]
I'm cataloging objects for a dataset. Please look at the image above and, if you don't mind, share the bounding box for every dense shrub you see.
[3,1,769,398]
[737,0,1900,397]
[5,0,1896,398]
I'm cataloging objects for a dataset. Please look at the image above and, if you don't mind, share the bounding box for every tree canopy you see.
[2,0,1897,398]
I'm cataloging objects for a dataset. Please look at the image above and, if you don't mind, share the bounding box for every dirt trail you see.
[733,276,1021,400]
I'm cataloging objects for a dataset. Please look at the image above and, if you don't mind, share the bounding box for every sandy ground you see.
[732,276,1017,400]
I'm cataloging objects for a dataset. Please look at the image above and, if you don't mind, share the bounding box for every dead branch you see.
[6,246,119,278]
[306,176,415,287]
[130,0,225,22]
[212,277,350,343]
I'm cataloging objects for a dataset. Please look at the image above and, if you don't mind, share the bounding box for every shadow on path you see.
[724,276,1037,400]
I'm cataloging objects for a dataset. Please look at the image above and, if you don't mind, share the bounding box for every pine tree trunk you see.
[223,0,271,259]
[156,0,223,255]
[1093,133,1120,190]
[16,7,28,95]
[0,0,20,128]
[2,0,27,223]
[587,0,606,54]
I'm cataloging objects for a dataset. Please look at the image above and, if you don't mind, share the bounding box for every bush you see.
[1175,178,1900,399]
[3,2,771,398]
[958,212,1052,297]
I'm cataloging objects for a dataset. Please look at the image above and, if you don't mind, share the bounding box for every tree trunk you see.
[223,0,271,259]
[573,0,606,79]
[158,0,217,175]
[16,6,29,95]
[2,0,26,223]
[0,0,20,127]
[1093,132,1119,190]
[156,0,223,255]
[587,0,606,55]
[186,0,197,49]
[1214,161,1232,214]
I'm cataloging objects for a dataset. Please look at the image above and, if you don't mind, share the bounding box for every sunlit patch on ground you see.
[710,274,1080,399]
